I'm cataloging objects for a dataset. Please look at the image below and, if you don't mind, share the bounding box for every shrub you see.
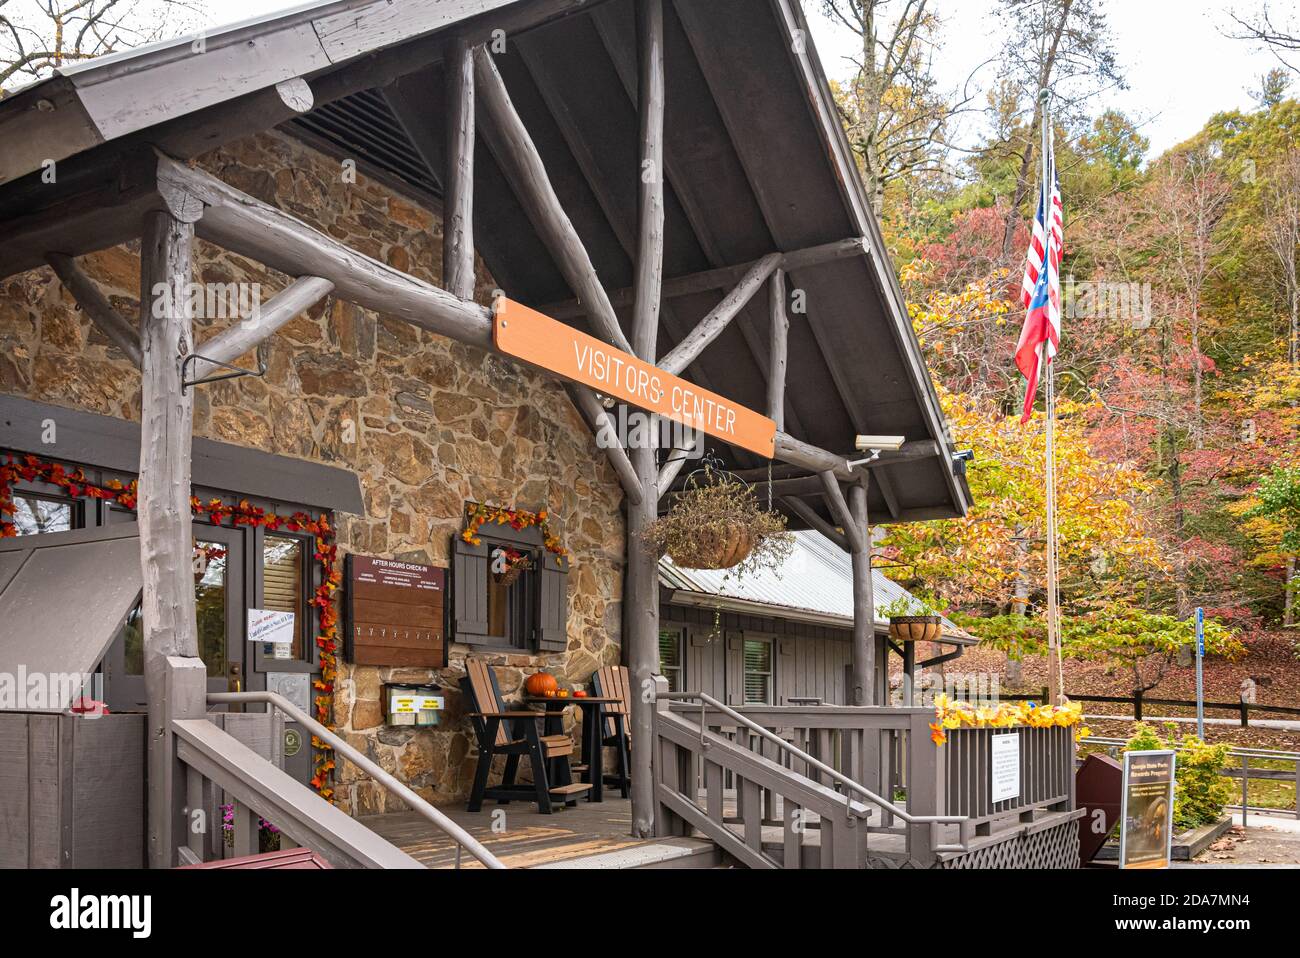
[1123,723,1234,830]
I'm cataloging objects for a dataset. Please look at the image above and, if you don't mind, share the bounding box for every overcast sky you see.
[204,0,1279,160]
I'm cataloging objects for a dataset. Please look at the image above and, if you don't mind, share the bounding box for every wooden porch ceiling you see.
[0,0,970,526]
[298,0,970,524]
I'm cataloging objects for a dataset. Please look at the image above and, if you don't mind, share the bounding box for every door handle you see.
[228,663,244,713]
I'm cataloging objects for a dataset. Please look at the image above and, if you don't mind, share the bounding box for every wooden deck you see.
[360,798,718,869]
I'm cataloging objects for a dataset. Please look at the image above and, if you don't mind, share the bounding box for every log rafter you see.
[46,252,143,369]
[472,46,633,356]
[656,252,780,376]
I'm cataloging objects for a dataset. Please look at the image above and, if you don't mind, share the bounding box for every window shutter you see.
[452,537,491,645]
[725,631,743,705]
[534,552,569,653]
[777,638,796,704]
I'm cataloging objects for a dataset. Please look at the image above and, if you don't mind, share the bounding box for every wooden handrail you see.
[173,718,423,868]
[207,691,505,869]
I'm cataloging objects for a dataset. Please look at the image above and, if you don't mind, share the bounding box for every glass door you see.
[104,524,246,712]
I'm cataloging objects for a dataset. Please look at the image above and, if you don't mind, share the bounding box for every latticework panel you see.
[940,820,1080,870]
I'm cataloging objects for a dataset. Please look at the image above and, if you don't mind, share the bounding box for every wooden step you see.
[570,764,589,773]
[549,782,593,796]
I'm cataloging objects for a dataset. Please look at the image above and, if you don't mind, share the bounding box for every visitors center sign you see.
[494,299,777,458]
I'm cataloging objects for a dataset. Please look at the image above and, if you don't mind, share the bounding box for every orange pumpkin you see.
[525,672,558,697]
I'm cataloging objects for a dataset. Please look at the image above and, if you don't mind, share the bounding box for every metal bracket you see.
[182,352,267,393]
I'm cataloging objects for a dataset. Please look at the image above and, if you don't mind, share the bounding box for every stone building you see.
[1,129,626,813]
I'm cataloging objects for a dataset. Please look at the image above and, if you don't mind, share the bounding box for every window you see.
[743,638,773,705]
[486,540,536,648]
[11,492,77,535]
[659,628,684,692]
[262,534,306,659]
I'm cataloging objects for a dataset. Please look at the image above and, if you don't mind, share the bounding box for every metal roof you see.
[0,0,972,525]
[659,530,974,643]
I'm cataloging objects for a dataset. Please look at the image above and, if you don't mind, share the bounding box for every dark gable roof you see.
[0,0,971,525]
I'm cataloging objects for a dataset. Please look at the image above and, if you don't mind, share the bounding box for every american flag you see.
[1014,152,1062,424]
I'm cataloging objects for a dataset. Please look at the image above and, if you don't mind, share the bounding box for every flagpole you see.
[1039,87,1064,706]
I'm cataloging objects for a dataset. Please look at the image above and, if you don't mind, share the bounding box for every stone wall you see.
[0,130,626,814]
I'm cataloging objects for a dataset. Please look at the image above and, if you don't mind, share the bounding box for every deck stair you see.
[650,680,1082,869]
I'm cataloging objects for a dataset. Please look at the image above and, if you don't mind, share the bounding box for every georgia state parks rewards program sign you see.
[493,298,777,458]
[1119,749,1177,869]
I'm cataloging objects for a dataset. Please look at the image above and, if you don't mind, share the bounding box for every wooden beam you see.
[848,480,875,706]
[139,207,200,866]
[656,434,699,499]
[443,37,477,300]
[767,268,788,431]
[779,494,848,551]
[541,237,868,320]
[192,276,334,378]
[632,0,666,359]
[566,385,643,506]
[774,431,853,481]
[874,469,901,519]
[46,253,143,368]
[472,46,633,355]
[818,470,866,554]
[154,154,495,349]
[657,252,781,376]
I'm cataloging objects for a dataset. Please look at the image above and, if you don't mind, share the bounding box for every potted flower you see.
[882,595,943,644]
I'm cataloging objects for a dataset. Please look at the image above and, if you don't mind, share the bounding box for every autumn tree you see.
[820,0,982,212]
[991,0,1122,255]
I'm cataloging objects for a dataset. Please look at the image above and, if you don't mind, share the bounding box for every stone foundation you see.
[0,130,626,813]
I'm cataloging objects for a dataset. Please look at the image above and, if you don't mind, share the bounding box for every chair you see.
[591,664,632,799]
[460,658,591,814]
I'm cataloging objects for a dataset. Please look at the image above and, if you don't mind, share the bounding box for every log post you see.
[626,0,667,840]
[444,36,477,300]
[848,479,875,706]
[768,268,788,431]
[631,0,665,358]
[139,207,204,866]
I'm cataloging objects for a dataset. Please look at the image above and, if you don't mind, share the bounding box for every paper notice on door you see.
[248,608,295,651]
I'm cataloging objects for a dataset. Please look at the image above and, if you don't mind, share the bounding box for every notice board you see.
[344,555,447,668]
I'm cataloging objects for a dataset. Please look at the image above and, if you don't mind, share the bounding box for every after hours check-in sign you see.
[494,299,777,458]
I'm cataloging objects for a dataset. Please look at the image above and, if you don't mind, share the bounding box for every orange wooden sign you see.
[494,299,776,458]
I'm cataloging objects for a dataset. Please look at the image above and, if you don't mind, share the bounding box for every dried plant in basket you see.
[642,462,793,576]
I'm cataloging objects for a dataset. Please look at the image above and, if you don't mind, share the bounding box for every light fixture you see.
[854,435,905,452]
[848,435,906,471]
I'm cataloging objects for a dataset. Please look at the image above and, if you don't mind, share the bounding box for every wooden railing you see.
[651,682,968,868]
[651,683,1078,867]
[170,691,505,869]
[941,726,1075,834]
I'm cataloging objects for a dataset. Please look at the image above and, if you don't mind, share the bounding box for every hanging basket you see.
[672,522,755,570]
[491,547,533,587]
[643,458,792,575]
[889,615,943,644]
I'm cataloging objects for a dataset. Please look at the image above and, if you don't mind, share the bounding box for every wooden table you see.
[526,696,623,802]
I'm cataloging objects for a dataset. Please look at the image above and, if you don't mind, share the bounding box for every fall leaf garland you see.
[461,501,568,564]
[0,453,340,800]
